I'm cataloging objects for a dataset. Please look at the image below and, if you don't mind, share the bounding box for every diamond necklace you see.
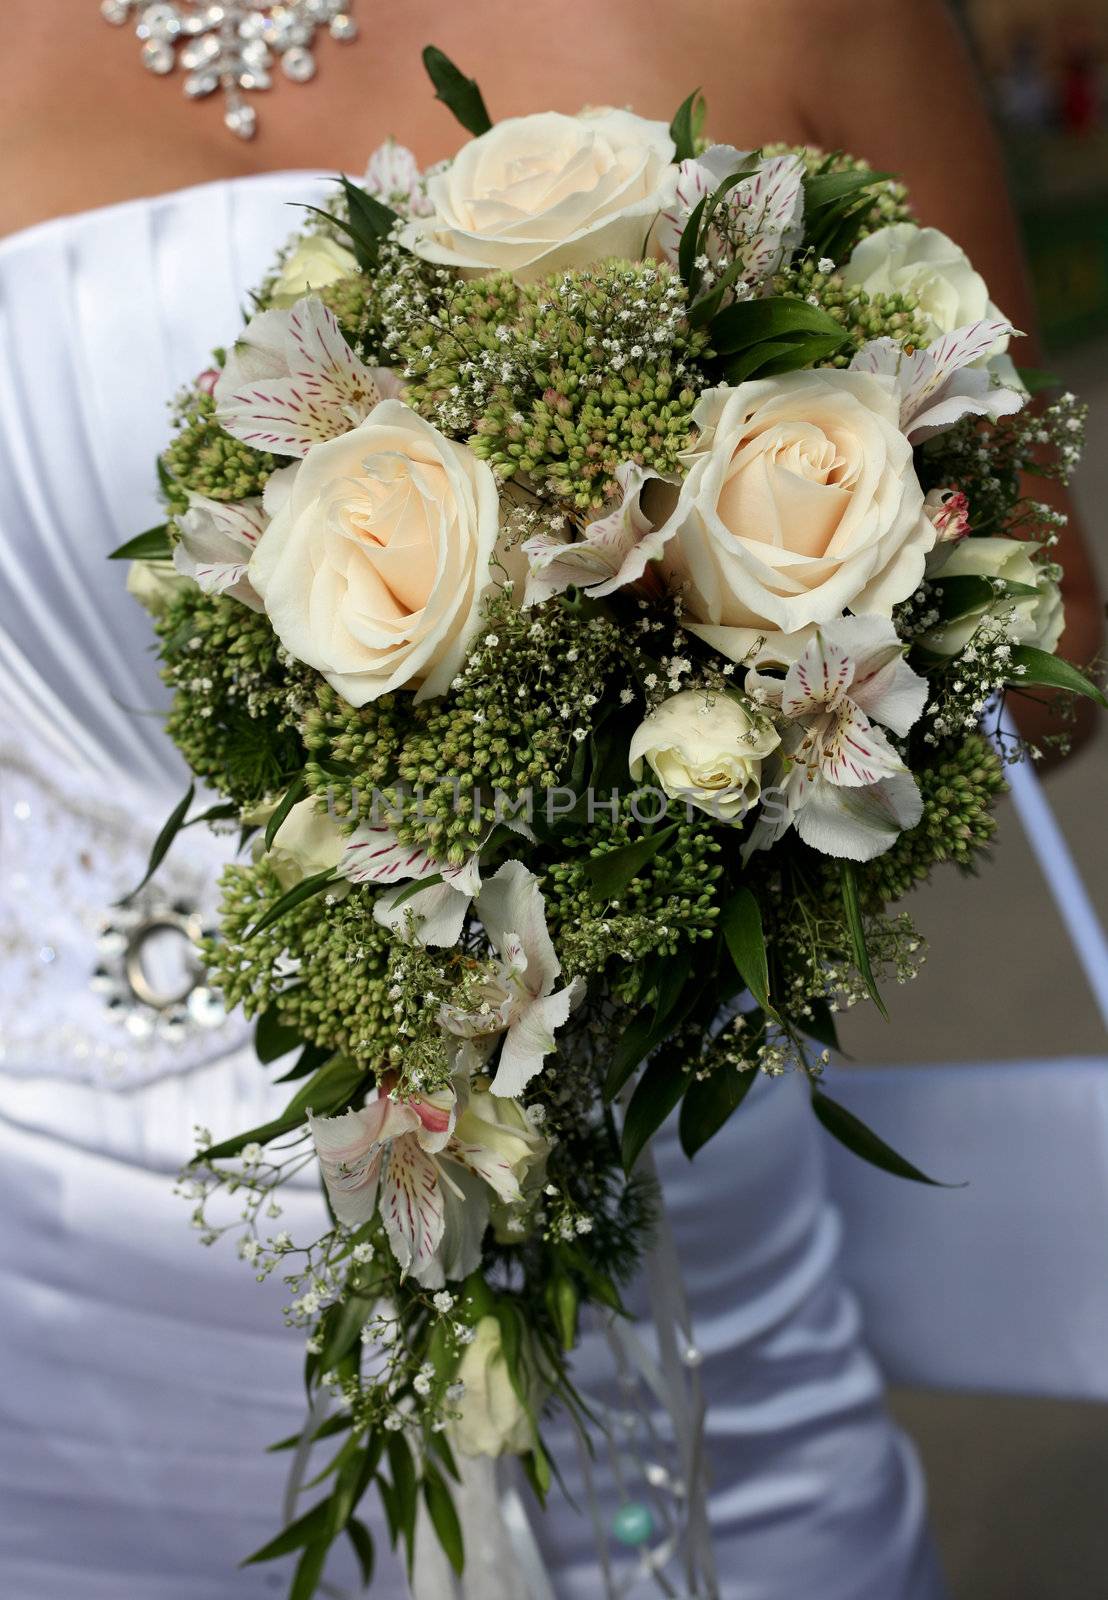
[99,2,359,140]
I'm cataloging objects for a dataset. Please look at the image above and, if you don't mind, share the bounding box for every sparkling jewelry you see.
[99,2,359,141]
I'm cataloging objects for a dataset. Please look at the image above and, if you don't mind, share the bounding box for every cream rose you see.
[270,234,358,308]
[922,536,1063,657]
[400,108,677,282]
[252,797,346,890]
[629,690,779,821]
[126,558,190,615]
[451,1315,536,1457]
[656,373,933,662]
[841,223,1010,365]
[249,400,499,706]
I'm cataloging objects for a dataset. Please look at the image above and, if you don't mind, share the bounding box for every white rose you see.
[451,1316,535,1457]
[922,536,1063,657]
[126,558,190,615]
[841,222,1010,364]
[400,109,677,282]
[252,796,346,890]
[270,234,358,307]
[657,372,933,662]
[250,400,499,706]
[629,690,779,821]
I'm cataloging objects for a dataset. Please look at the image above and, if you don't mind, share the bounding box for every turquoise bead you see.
[611,1501,654,1546]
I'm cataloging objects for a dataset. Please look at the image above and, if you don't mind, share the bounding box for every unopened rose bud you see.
[924,487,971,543]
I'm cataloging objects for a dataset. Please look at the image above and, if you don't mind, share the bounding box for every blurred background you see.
[840,4,1108,1592]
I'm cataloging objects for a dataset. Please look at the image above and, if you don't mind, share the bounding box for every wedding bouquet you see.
[116,46,1102,1596]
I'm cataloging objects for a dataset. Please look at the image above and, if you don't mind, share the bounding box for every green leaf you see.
[720,887,776,1019]
[930,573,1039,623]
[1015,366,1061,395]
[428,1428,460,1483]
[346,1519,375,1586]
[1007,645,1107,707]
[493,1300,529,1409]
[119,782,194,904]
[669,88,703,162]
[108,524,172,561]
[242,1499,331,1564]
[709,296,849,357]
[319,1291,377,1371]
[804,167,892,213]
[621,1047,692,1172]
[339,176,397,268]
[677,193,707,292]
[687,251,753,329]
[583,822,678,901]
[254,1001,303,1064]
[264,774,308,851]
[422,45,492,136]
[839,861,888,1020]
[811,1087,961,1186]
[274,1042,332,1083]
[266,1412,352,1452]
[245,868,338,940]
[423,1466,465,1575]
[545,1275,578,1350]
[523,1440,551,1505]
[603,968,699,1101]
[196,1053,364,1163]
[746,332,854,378]
[385,1433,418,1572]
[679,1059,760,1158]
[383,871,444,911]
[289,1541,328,1600]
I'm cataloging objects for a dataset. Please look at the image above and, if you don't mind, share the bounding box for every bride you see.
[1,3,1101,1597]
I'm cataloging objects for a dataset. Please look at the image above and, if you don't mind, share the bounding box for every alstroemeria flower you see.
[656,146,805,292]
[172,491,265,609]
[439,861,584,1098]
[522,463,672,605]
[338,820,481,948]
[309,1080,545,1286]
[746,614,928,861]
[850,320,1025,443]
[214,296,401,457]
[363,140,433,216]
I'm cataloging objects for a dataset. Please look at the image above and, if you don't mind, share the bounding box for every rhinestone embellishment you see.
[100,1,359,140]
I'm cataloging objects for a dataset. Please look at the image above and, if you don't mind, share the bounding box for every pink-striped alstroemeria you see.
[338,820,481,948]
[214,296,402,457]
[522,462,674,606]
[439,860,585,1098]
[309,1080,545,1286]
[746,614,927,862]
[656,146,805,293]
[172,491,265,610]
[850,320,1026,443]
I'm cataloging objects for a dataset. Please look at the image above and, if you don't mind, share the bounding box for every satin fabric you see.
[0,174,952,1599]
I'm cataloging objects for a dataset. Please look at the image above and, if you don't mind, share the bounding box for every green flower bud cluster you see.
[390,261,709,509]
[205,859,397,1064]
[544,802,723,981]
[161,392,280,515]
[155,588,312,804]
[852,734,1008,906]
[303,591,626,861]
[771,257,929,363]
[317,273,380,352]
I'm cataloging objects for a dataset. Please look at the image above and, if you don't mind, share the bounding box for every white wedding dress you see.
[10,170,1101,1600]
